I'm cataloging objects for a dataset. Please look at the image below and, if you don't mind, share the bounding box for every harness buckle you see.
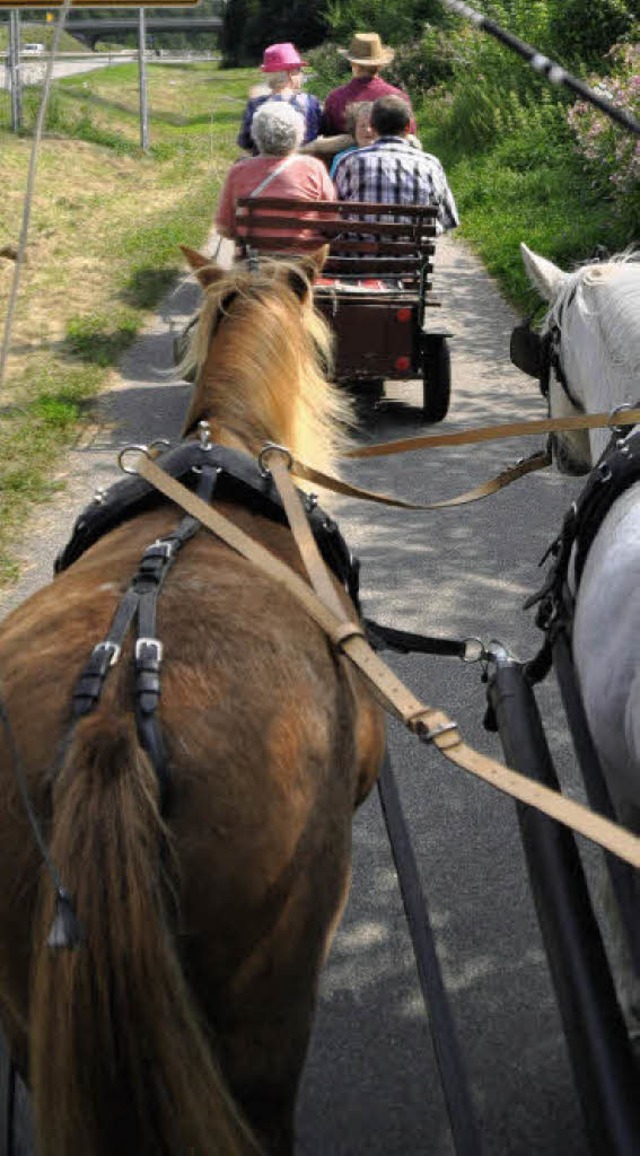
[148,539,176,559]
[93,640,121,667]
[135,638,163,663]
[418,720,459,744]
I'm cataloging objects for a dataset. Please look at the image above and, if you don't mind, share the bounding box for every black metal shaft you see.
[486,655,640,1155]
[0,1030,15,1156]
[552,628,640,975]
[378,751,483,1156]
[438,0,640,136]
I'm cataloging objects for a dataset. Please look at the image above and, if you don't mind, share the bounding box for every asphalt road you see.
[0,51,215,89]
[0,235,594,1153]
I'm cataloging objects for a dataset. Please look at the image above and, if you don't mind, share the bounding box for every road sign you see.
[0,1,201,7]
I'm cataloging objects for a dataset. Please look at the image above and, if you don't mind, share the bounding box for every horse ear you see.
[299,245,329,283]
[180,244,225,288]
[286,247,329,301]
[520,243,567,302]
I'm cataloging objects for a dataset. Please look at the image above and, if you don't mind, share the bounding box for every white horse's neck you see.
[558,262,640,464]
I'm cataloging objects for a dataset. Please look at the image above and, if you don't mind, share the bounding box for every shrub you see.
[566,38,640,210]
[548,0,633,65]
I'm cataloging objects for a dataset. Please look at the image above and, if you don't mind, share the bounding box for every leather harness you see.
[55,439,360,811]
[526,426,640,667]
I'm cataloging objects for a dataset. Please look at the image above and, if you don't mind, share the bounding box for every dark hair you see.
[371,95,410,137]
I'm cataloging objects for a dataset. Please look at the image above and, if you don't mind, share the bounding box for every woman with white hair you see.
[237,42,322,154]
[216,101,335,247]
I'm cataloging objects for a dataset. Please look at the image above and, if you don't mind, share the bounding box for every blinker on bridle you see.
[510,312,584,412]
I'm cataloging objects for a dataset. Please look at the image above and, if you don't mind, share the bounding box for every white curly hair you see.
[250,100,305,156]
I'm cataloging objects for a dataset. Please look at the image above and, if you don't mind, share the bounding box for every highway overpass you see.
[66,16,222,49]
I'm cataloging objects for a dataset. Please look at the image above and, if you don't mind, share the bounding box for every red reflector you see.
[395,356,411,372]
[396,307,412,323]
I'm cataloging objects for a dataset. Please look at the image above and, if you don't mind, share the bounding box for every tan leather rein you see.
[291,407,640,508]
[136,449,640,871]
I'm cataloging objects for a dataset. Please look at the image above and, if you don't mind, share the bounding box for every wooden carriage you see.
[234,197,452,422]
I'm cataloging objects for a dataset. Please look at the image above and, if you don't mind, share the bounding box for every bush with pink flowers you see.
[567,40,640,205]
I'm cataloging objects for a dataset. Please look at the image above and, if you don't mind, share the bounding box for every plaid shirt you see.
[333,137,459,235]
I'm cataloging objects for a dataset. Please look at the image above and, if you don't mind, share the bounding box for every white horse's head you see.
[520,244,640,474]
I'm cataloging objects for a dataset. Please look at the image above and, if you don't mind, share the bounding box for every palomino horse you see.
[0,249,385,1156]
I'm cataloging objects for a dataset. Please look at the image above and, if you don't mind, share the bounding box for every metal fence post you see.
[9,10,22,134]
[138,8,149,151]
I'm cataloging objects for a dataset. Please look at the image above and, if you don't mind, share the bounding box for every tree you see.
[547,0,634,63]
[221,0,329,66]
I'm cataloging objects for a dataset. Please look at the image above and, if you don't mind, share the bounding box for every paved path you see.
[1,235,593,1154]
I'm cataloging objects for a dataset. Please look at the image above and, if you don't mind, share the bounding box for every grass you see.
[0,59,254,582]
[417,91,639,311]
[0,22,89,54]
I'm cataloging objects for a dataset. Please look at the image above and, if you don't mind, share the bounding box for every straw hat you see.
[342,32,394,67]
[261,43,308,73]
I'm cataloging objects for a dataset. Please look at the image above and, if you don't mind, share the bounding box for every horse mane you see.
[180,256,352,475]
[546,249,640,410]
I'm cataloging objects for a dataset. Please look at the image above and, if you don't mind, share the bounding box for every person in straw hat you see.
[238,42,322,154]
[320,32,416,137]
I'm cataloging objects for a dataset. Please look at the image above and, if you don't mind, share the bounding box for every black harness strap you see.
[364,618,468,660]
[69,465,220,808]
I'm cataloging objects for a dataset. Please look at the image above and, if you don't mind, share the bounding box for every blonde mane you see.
[180,257,352,475]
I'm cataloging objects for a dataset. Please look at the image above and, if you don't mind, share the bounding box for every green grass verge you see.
[0,61,251,584]
[418,96,639,311]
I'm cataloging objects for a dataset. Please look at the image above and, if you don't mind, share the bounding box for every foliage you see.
[547,0,633,65]
[304,41,348,94]
[413,4,639,304]
[324,0,441,47]
[220,0,329,66]
[566,39,640,196]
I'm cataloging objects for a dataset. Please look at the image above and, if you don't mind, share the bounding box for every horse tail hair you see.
[30,711,258,1156]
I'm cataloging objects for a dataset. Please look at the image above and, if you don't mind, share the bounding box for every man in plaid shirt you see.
[332,96,459,235]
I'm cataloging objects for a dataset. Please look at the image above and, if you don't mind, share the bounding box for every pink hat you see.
[260,43,308,73]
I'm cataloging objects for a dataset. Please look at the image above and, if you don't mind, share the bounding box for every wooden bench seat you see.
[234,198,437,290]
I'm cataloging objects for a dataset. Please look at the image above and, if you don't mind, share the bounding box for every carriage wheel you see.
[421,336,451,423]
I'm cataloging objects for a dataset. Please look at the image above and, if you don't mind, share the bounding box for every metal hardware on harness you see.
[417,720,459,744]
[94,639,121,667]
[246,247,260,275]
[462,638,486,664]
[258,442,294,477]
[135,637,163,662]
[608,402,636,437]
[198,420,212,450]
[118,439,172,475]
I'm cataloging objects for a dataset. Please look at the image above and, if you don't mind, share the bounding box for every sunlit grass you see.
[0,61,251,581]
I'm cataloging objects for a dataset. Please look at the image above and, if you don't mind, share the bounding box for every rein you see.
[288,407,640,510]
[135,446,640,871]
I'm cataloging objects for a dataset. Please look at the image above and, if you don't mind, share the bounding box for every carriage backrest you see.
[234,198,437,290]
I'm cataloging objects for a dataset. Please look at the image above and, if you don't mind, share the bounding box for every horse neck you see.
[566,265,640,465]
[182,304,345,473]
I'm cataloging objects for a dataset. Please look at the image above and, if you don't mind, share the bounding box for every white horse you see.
[520,244,640,828]
[520,245,640,1025]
